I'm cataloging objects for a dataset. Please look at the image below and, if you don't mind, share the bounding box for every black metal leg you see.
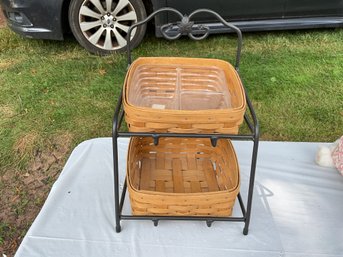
[112,91,123,233]
[243,136,259,235]
[237,193,246,216]
[119,178,127,214]
[206,220,214,227]
[112,135,121,233]
[153,219,159,226]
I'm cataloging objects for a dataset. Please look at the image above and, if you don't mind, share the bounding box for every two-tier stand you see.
[112,8,259,235]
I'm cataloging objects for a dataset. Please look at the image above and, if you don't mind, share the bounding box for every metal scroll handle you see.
[126,8,243,71]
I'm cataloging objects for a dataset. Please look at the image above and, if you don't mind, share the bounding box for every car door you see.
[285,0,343,17]
[166,0,286,22]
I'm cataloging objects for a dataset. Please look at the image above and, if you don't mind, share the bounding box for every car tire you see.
[68,0,147,55]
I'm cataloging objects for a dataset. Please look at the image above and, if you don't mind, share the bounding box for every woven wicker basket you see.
[127,137,240,216]
[123,57,246,134]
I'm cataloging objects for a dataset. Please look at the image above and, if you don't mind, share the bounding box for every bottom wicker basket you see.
[127,137,240,217]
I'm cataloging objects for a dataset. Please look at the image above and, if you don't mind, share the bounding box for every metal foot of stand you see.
[243,227,249,235]
[112,7,259,234]
[206,220,214,227]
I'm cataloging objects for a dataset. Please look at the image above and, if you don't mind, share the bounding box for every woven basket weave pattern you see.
[127,137,240,216]
[124,57,246,134]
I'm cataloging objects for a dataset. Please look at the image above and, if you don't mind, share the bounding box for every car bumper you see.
[0,0,64,40]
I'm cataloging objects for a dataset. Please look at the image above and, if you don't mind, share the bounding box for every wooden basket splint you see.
[127,137,240,216]
[123,57,246,134]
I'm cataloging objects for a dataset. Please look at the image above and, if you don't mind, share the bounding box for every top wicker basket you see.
[123,57,246,134]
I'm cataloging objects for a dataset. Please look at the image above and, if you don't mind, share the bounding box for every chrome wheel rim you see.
[79,0,138,50]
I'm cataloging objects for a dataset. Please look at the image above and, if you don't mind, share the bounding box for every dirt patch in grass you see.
[0,133,73,256]
[0,61,15,70]
[13,133,38,157]
[0,105,16,118]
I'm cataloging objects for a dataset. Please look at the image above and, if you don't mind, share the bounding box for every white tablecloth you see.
[15,138,343,257]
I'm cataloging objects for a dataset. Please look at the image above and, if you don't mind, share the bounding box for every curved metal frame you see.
[113,7,259,235]
[126,8,242,70]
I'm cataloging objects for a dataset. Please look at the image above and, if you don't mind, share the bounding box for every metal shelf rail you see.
[112,7,259,235]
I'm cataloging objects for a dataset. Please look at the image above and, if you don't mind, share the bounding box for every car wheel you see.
[69,0,147,55]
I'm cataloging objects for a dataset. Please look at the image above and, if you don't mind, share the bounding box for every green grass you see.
[1,28,343,173]
[0,26,342,255]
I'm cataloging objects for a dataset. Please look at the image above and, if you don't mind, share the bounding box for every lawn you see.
[0,25,342,256]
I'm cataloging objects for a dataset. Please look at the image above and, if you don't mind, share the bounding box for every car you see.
[1,0,343,55]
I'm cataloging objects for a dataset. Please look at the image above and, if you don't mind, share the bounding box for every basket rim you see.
[123,57,246,113]
[127,179,240,197]
[126,137,240,197]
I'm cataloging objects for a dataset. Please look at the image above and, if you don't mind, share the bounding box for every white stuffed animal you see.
[316,136,343,175]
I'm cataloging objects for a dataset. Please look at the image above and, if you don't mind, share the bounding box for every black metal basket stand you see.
[112,8,259,235]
